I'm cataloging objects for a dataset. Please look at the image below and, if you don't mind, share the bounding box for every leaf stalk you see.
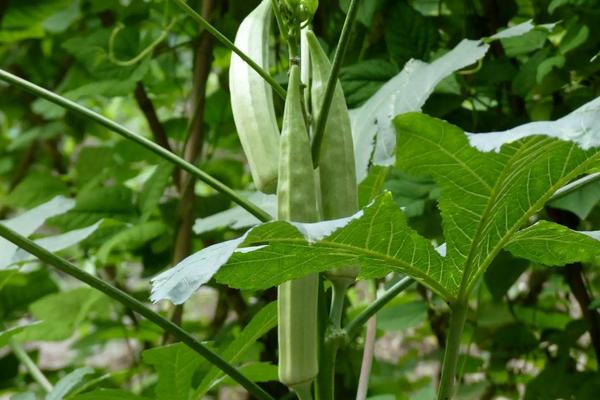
[437,300,469,400]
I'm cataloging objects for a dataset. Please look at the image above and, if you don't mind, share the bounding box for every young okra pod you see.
[277,64,320,397]
[229,0,280,193]
[307,30,359,282]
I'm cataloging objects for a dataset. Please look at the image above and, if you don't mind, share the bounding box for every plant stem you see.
[310,0,361,167]
[9,338,53,392]
[356,293,376,400]
[345,276,414,338]
[0,224,274,400]
[0,69,270,223]
[294,382,314,400]
[172,0,286,100]
[437,300,468,400]
[316,280,351,400]
[329,280,350,328]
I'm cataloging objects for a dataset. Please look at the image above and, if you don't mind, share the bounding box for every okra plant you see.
[0,1,599,400]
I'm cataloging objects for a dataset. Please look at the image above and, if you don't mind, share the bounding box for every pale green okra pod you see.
[277,64,320,396]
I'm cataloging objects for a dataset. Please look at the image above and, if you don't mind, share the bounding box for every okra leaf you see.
[351,20,554,183]
[394,112,600,298]
[151,193,447,304]
[216,193,449,299]
[504,221,600,266]
[351,39,490,182]
[467,97,600,152]
[194,302,277,396]
[142,343,202,400]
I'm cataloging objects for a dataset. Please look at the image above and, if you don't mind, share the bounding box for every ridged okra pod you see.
[229,0,280,193]
[307,31,359,282]
[277,64,320,397]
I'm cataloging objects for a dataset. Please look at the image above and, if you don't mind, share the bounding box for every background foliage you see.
[1,0,599,399]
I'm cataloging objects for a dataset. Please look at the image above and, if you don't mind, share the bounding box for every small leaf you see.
[97,221,166,263]
[193,192,275,234]
[73,389,150,400]
[142,343,201,400]
[505,221,600,266]
[549,178,600,219]
[46,367,94,400]
[0,322,41,348]
[0,196,75,269]
[139,162,173,218]
[11,221,104,265]
[195,302,277,396]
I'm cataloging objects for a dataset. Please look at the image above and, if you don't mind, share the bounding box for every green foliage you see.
[0,0,599,399]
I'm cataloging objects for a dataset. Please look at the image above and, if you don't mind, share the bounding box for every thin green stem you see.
[172,0,286,100]
[437,300,469,400]
[310,0,361,167]
[0,224,274,400]
[316,280,351,400]
[0,69,270,223]
[9,338,53,392]
[329,280,350,329]
[345,276,414,338]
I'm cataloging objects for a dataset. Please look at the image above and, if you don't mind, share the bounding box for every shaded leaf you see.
[0,196,75,269]
[73,389,150,400]
[142,343,201,400]
[46,367,94,400]
[195,302,277,396]
[505,221,600,265]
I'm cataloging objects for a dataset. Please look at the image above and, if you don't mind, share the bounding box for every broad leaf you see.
[216,193,448,297]
[194,302,277,396]
[466,96,600,152]
[394,113,599,297]
[504,221,600,266]
[350,39,490,182]
[142,343,201,400]
[350,20,550,182]
[152,194,447,304]
[18,288,108,341]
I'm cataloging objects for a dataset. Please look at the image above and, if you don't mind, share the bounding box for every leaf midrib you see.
[464,146,599,295]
